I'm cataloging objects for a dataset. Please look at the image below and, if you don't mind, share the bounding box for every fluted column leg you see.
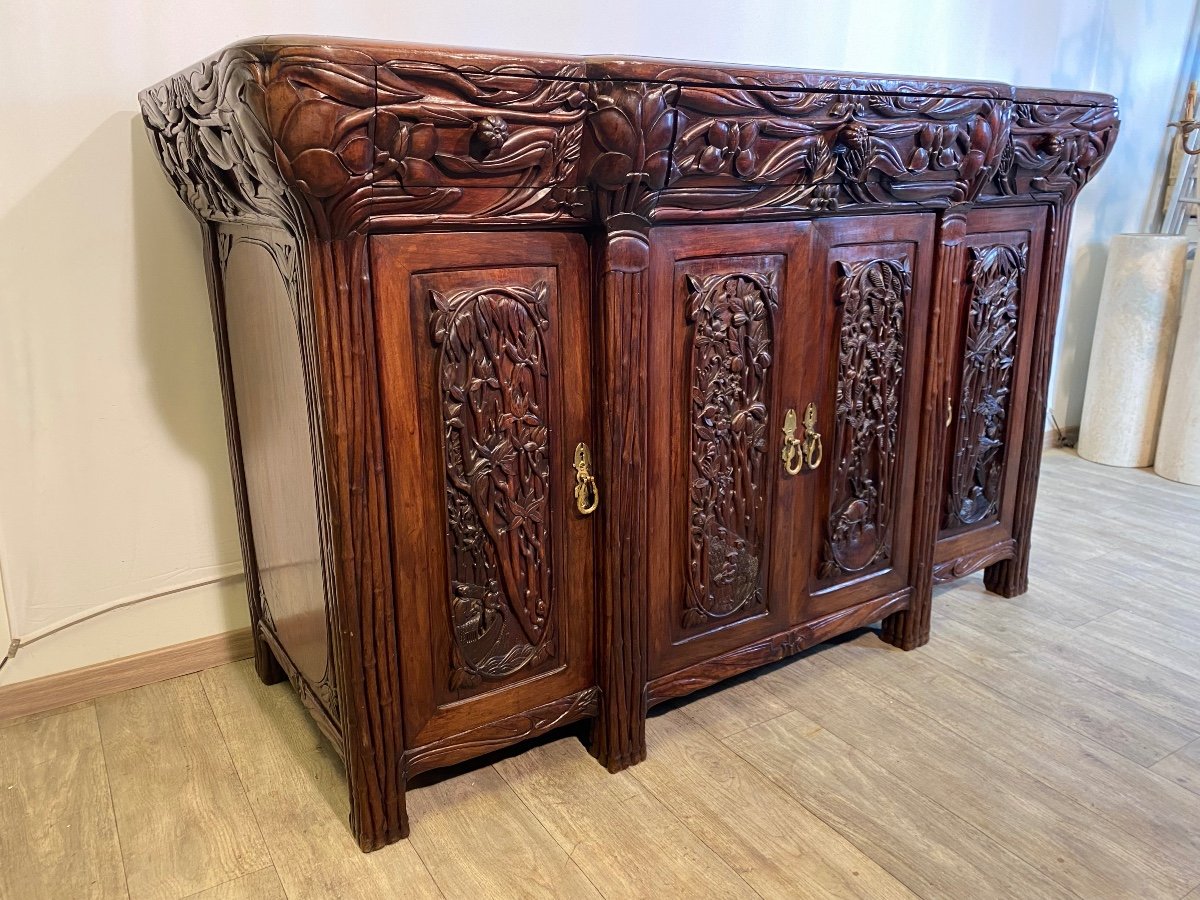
[589,228,651,771]
[882,208,968,650]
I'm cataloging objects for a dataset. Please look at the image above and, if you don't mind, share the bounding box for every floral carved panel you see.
[659,84,1010,220]
[945,242,1028,529]
[820,257,911,580]
[429,281,556,690]
[681,268,780,629]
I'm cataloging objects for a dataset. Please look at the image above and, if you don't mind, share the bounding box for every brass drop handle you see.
[781,409,805,476]
[946,395,954,428]
[573,442,599,515]
[802,402,823,471]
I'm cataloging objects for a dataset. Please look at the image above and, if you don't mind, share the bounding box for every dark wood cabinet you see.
[141,37,1118,851]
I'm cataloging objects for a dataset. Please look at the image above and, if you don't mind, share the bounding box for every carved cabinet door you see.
[935,205,1047,579]
[802,213,937,620]
[371,232,596,750]
[646,222,822,676]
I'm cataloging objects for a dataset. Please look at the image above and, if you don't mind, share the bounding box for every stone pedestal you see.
[1156,264,1200,485]
[1078,234,1189,468]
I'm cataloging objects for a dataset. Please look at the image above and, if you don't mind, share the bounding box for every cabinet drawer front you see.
[805,213,936,618]
[647,223,819,677]
[935,205,1047,577]
[372,232,595,747]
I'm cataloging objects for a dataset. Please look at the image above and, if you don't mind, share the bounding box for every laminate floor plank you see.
[922,614,1197,764]
[817,631,1200,881]
[95,674,270,900]
[756,652,1192,899]
[1152,738,1200,799]
[633,709,917,899]
[199,662,442,900]
[725,710,1073,900]
[0,705,127,899]
[937,583,1200,734]
[672,674,791,739]
[494,731,759,899]
[182,867,285,900]
[406,766,602,898]
[1082,609,1200,680]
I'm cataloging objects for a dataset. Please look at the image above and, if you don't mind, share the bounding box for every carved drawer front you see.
[935,205,1047,581]
[804,213,936,619]
[646,222,823,677]
[371,232,596,749]
[368,61,588,219]
[662,84,1007,215]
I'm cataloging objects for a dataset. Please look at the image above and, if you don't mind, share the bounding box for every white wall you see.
[1,0,1193,684]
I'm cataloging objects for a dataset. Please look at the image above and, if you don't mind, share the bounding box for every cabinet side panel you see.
[220,233,335,712]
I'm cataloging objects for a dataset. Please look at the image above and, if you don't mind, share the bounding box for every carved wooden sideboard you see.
[140,36,1117,850]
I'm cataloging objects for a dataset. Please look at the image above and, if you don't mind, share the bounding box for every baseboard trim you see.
[0,627,254,722]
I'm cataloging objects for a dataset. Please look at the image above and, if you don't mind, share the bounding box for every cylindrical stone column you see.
[1077,234,1189,467]
[1156,263,1200,484]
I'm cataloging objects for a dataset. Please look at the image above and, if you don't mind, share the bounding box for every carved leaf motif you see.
[586,82,680,220]
[820,258,910,580]
[430,282,556,688]
[945,242,1028,529]
[682,270,778,627]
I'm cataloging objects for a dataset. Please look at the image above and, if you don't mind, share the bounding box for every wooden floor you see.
[4,449,1200,900]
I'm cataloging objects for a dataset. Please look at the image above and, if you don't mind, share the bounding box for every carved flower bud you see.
[475,115,509,150]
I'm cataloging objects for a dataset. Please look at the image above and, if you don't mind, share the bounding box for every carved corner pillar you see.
[584,80,678,770]
[306,234,409,849]
[882,206,970,650]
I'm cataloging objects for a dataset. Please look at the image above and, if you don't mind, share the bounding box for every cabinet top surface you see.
[185,34,1116,106]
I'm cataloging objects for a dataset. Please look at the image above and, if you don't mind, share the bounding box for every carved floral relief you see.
[945,242,1028,529]
[430,282,556,689]
[820,258,910,580]
[682,270,779,628]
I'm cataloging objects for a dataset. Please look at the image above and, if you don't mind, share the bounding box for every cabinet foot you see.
[983,555,1029,598]
[588,714,647,773]
[880,602,931,651]
[253,633,287,686]
[348,784,410,852]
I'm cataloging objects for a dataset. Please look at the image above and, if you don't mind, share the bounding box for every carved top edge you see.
[139,38,1119,237]
[176,36,1117,105]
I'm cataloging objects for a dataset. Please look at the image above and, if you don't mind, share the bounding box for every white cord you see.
[6,564,245,656]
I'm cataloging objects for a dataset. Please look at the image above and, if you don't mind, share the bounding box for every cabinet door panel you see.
[805,214,936,619]
[647,223,818,677]
[935,205,1046,574]
[372,232,595,748]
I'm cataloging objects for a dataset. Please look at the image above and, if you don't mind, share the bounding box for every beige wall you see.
[1,0,1194,683]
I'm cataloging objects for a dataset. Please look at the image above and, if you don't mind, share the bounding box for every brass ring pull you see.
[801,402,823,471]
[573,443,599,515]
[781,409,804,476]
